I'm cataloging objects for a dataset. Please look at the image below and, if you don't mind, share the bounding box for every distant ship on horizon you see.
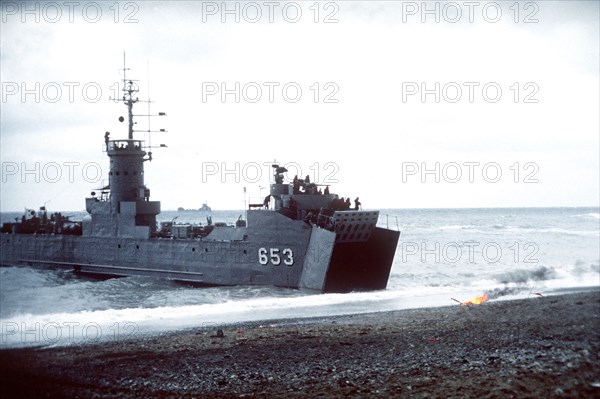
[177,202,212,212]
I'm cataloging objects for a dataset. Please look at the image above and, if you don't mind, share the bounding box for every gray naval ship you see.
[0,68,400,293]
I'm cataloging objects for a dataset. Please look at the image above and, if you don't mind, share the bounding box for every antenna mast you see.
[147,60,152,151]
[121,52,139,140]
[112,52,168,159]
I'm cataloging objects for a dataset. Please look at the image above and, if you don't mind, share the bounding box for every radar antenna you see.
[110,52,168,160]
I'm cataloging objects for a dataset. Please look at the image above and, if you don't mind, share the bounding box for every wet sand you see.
[1,290,599,398]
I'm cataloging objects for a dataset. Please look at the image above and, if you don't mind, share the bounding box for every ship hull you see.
[0,220,399,293]
[0,233,309,288]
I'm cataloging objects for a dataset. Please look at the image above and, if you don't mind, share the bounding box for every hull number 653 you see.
[258,247,293,266]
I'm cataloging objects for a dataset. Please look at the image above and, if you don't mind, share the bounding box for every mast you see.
[104,53,167,204]
[113,52,168,158]
[122,52,138,140]
[85,55,166,239]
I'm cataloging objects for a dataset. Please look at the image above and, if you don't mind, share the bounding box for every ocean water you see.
[1,207,598,348]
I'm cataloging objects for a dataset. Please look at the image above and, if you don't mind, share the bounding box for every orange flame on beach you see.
[461,293,489,307]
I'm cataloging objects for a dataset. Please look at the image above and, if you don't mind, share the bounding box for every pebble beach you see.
[1,290,598,398]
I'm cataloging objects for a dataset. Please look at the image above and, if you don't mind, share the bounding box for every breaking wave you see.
[437,225,472,230]
[571,212,600,220]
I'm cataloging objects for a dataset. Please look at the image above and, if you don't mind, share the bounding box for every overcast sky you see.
[1,1,598,211]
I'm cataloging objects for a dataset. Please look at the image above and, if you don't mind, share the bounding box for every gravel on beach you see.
[1,290,599,398]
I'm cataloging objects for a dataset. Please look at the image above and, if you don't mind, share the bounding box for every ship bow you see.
[323,227,400,293]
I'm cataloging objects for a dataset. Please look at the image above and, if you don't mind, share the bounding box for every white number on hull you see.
[258,247,293,266]
[270,248,281,265]
[283,248,293,265]
[258,247,269,264]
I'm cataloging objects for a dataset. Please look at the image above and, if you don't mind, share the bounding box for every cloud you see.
[1,1,598,211]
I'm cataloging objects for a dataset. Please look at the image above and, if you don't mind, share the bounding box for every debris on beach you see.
[210,329,225,338]
[451,293,490,307]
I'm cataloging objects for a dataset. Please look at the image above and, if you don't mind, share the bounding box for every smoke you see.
[486,286,525,300]
[485,266,557,300]
[573,260,599,275]
[494,266,556,285]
